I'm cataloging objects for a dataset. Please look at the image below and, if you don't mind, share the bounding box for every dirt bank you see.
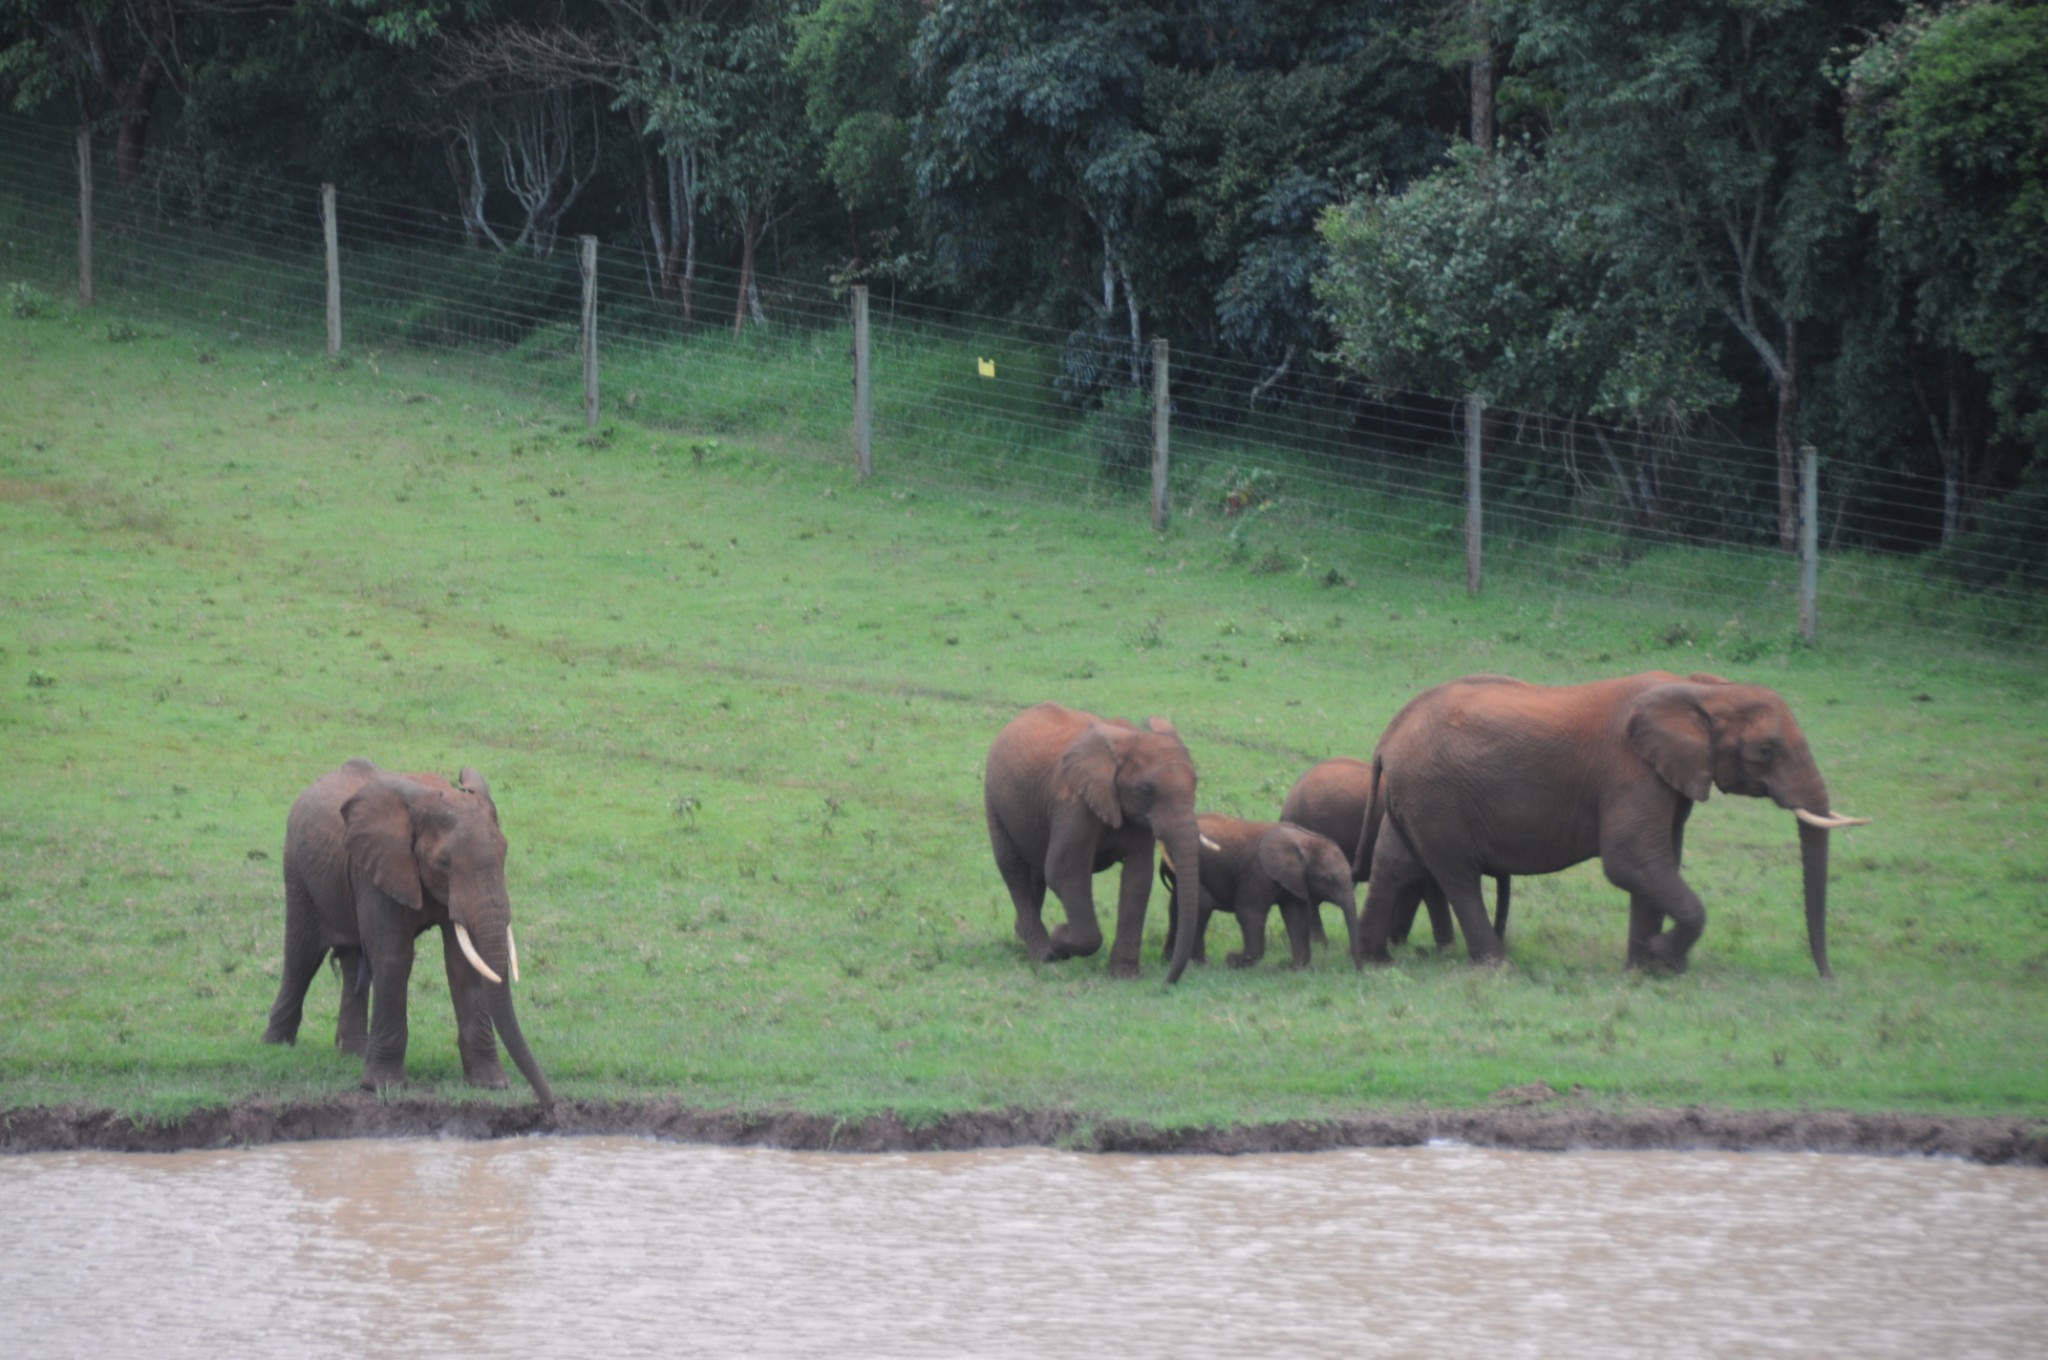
[4,1093,2044,1163]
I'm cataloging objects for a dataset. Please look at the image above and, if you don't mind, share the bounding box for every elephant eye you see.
[1754,742,1777,763]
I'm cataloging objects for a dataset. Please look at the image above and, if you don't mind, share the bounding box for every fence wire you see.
[1,112,2039,653]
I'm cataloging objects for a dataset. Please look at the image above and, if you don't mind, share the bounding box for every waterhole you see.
[3,1139,2043,1357]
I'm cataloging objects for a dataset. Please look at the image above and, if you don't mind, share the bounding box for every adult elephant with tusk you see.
[1352,673,1867,977]
[985,702,1207,983]
[262,759,554,1104]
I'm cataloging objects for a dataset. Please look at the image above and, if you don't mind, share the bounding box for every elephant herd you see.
[264,670,1864,1107]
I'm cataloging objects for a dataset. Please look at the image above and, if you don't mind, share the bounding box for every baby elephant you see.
[1159,814,1359,968]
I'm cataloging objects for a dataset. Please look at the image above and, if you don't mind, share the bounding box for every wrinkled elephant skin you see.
[262,759,554,1105]
[985,703,1205,983]
[1353,672,1862,976]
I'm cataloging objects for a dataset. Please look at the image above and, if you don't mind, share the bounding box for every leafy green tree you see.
[1319,142,1730,525]
[1,0,188,181]
[788,0,920,266]
[1506,0,1895,550]
[909,0,1164,390]
[1844,0,2048,534]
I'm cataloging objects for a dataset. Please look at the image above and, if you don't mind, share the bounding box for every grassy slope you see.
[1,310,2044,1127]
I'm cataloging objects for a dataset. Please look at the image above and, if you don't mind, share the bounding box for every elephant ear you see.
[341,777,430,912]
[1143,716,1179,739]
[1626,686,1715,803]
[458,765,499,823]
[1060,725,1124,829]
[1686,672,1732,686]
[1256,829,1313,902]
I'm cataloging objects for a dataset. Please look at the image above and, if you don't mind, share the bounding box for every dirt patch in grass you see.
[4,1097,2042,1164]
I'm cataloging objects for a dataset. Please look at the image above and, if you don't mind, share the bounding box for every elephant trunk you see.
[461,911,555,1106]
[485,981,554,1107]
[1163,824,1204,986]
[1799,819,1832,981]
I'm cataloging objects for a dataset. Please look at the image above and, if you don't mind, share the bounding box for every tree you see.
[909,0,1164,390]
[1,0,186,182]
[788,0,920,266]
[1507,0,1894,550]
[1844,0,2048,535]
[1318,142,1731,526]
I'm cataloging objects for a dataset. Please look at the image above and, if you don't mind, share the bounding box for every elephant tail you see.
[1351,757,1386,881]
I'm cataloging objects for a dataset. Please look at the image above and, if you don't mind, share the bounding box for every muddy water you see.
[3,1140,2045,1358]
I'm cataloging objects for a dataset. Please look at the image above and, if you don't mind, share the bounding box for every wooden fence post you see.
[76,128,93,308]
[1799,444,1819,643]
[1151,338,1171,531]
[1464,392,1485,595]
[580,235,599,430]
[853,284,872,480]
[321,184,341,358]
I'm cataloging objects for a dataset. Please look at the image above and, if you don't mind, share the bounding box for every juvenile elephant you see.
[1158,814,1359,969]
[1352,672,1866,975]
[262,759,554,1104]
[985,702,1205,983]
[1281,756,1509,951]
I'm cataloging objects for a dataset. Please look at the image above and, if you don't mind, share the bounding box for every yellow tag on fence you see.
[977,357,996,378]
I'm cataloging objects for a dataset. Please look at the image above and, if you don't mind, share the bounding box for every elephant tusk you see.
[1794,808,1871,829]
[507,925,521,984]
[453,923,504,984]
[1201,834,1221,852]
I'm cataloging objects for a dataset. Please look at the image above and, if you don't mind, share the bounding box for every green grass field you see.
[3,301,2045,1129]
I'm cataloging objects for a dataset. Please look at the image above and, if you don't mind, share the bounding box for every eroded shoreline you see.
[4,1096,2043,1163]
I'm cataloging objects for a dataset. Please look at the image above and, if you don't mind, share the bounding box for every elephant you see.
[984,702,1206,983]
[1157,814,1359,969]
[1351,672,1866,975]
[1281,756,1509,952]
[262,759,555,1104]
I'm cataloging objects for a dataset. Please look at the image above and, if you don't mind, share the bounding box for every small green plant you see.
[1134,615,1166,651]
[7,281,56,319]
[670,792,702,828]
[104,320,140,343]
[1219,466,1280,516]
[26,669,57,689]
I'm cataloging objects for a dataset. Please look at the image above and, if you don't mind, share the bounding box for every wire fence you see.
[3,111,2040,654]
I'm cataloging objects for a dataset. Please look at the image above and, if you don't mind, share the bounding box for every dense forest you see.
[4,0,2043,567]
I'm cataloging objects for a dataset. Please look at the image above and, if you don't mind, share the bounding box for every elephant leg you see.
[1308,903,1329,949]
[1436,868,1505,964]
[1042,821,1106,962]
[1493,876,1513,943]
[1610,807,1700,971]
[360,906,416,1090]
[1605,859,1703,973]
[1418,880,1458,951]
[1356,831,1427,966]
[262,869,327,1046]
[991,821,1057,962]
[1277,897,1315,970]
[333,945,370,1057]
[1626,893,1667,969]
[1105,851,1153,978]
[1226,903,1269,969]
[1387,892,1419,946]
[442,926,508,1089]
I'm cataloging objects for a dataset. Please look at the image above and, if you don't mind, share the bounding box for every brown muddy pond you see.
[3,1138,2044,1357]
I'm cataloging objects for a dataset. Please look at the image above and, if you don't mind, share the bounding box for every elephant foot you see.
[359,1065,409,1092]
[1637,933,1692,974]
[261,1024,298,1047]
[335,1033,370,1058]
[464,1062,511,1090]
[1047,924,1103,960]
[1105,957,1141,980]
[1224,951,1258,969]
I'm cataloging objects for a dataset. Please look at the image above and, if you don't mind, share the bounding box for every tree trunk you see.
[1774,319,1800,553]
[732,203,761,336]
[1469,0,1495,153]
